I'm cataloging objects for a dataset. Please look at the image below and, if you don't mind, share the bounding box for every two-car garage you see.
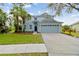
[40,24,61,33]
[37,18,62,33]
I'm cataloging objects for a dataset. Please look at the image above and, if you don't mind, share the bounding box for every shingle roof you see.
[39,13,62,23]
[32,13,54,17]
[32,13,63,23]
[40,19,62,23]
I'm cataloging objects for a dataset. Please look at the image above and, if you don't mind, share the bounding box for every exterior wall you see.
[25,20,62,33]
[71,24,79,32]
[25,22,34,32]
[25,17,34,32]
[37,15,62,33]
[24,14,62,33]
[37,22,41,32]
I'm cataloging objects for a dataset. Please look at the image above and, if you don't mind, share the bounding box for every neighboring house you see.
[70,22,79,32]
[25,13,63,33]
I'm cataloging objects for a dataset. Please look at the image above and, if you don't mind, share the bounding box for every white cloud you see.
[43,9,52,15]
[44,10,49,13]
[24,4,31,8]
[70,13,79,17]
[33,3,38,5]
[71,14,79,17]
[29,12,34,15]
[6,10,10,14]
[38,10,49,14]
[38,11,42,14]
[55,15,79,25]
[2,6,10,14]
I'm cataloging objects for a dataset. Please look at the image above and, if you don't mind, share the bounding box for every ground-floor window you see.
[29,25,32,29]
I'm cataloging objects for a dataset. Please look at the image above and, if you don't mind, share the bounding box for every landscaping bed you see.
[0,33,44,45]
[71,32,79,38]
[62,32,79,38]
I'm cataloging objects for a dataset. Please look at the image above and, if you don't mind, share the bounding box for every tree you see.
[18,4,31,32]
[48,3,79,16]
[10,3,31,32]
[0,9,7,33]
[62,25,73,35]
[10,4,20,32]
[21,13,31,32]
[62,25,70,32]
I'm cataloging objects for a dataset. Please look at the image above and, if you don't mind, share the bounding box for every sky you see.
[0,3,79,25]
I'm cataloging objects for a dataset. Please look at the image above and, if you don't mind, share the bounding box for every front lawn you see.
[0,34,44,45]
[0,52,48,56]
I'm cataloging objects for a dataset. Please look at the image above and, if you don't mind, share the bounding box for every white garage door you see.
[40,25,60,33]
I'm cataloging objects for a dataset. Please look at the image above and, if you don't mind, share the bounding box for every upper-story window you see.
[34,22,37,25]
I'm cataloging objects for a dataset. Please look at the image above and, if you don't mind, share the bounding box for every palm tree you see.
[10,3,31,32]
[48,3,79,16]
[17,3,31,32]
[10,4,20,32]
[20,9,31,32]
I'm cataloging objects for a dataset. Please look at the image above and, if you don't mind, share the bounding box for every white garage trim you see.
[40,25,60,33]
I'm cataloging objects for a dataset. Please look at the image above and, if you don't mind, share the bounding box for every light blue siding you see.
[24,13,62,33]
[25,21,34,32]
[25,20,62,33]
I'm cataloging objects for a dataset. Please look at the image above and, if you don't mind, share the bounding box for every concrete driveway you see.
[42,33,79,56]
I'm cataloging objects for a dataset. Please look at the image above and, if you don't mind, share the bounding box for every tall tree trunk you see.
[15,16,19,32]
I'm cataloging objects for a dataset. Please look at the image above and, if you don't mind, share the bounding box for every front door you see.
[34,26,37,32]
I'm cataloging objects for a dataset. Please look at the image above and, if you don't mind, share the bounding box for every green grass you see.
[63,32,71,35]
[0,34,44,45]
[71,32,79,38]
[63,31,79,38]
[0,53,48,56]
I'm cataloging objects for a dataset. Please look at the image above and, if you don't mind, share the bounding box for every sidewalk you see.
[0,44,47,54]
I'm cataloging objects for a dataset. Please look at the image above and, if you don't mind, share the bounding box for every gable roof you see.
[32,13,54,17]
[40,19,62,23]
[39,13,62,23]
[28,13,63,24]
